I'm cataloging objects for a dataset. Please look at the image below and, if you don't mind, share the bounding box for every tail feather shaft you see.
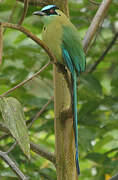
[73,70,80,175]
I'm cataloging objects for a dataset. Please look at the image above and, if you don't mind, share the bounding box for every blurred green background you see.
[0,0,118,179]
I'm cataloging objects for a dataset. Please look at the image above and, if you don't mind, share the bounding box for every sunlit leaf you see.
[0,97,30,158]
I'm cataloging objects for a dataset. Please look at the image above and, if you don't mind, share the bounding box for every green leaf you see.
[0,97,30,158]
[85,152,110,164]
[81,74,102,95]
[94,135,113,151]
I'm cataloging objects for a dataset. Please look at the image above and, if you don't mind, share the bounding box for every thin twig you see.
[0,150,29,180]
[3,1,18,34]
[28,96,54,128]
[104,147,118,155]
[0,124,56,165]
[83,0,112,52]
[30,142,56,166]
[89,0,100,6]
[8,1,18,23]
[0,61,51,98]
[1,22,58,63]
[88,32,118,73]
[18,0,29,25]
[0,23,3,65]
[6,142,17,154]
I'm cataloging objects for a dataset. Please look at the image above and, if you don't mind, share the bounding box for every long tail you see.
[72,70,80,175]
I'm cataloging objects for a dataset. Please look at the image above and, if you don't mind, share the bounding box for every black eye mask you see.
[42,7,59,16]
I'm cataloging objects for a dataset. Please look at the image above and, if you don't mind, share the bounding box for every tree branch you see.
[30,142,56,166]
[0,61,51,98]
[104,147,118,155]
[3,2,19,34]
[0,124,56,165]
[18,0,29,25]
[28,96,54,128]
[8,1,18,23]
[0,23,3,65]
[89,0,100,6]
[1,22,58,63]
[6,142,17,154]
[83,0,112,52]
[88,32,118,73]
[0,150,29,180]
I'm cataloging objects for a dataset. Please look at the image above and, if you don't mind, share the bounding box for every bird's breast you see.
[42,22,63,62]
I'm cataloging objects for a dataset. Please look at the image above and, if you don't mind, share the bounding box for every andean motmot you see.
[33,5,86,175]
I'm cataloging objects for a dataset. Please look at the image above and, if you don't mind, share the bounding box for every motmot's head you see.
[33,5,65,25]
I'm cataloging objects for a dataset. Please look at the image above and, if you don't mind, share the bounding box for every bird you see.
[33,5,86,175]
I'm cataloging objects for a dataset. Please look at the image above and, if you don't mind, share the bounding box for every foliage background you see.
[0,0,118,179]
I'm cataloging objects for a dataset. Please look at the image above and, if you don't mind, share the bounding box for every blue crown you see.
[41,5,58,11]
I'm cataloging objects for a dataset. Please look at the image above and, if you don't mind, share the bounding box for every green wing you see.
[62,25,86,75]
[61,25,86,175]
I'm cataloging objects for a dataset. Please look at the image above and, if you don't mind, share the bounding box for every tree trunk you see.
[54,66,78,180]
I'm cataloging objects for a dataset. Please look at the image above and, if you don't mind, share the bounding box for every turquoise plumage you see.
[33,5,86,175]
[62,26,85,174]
[62,48,80,174]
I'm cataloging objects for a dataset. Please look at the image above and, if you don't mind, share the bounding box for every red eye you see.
[50,9,54,14]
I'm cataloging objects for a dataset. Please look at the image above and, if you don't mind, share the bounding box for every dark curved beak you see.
[33,11,46,16]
